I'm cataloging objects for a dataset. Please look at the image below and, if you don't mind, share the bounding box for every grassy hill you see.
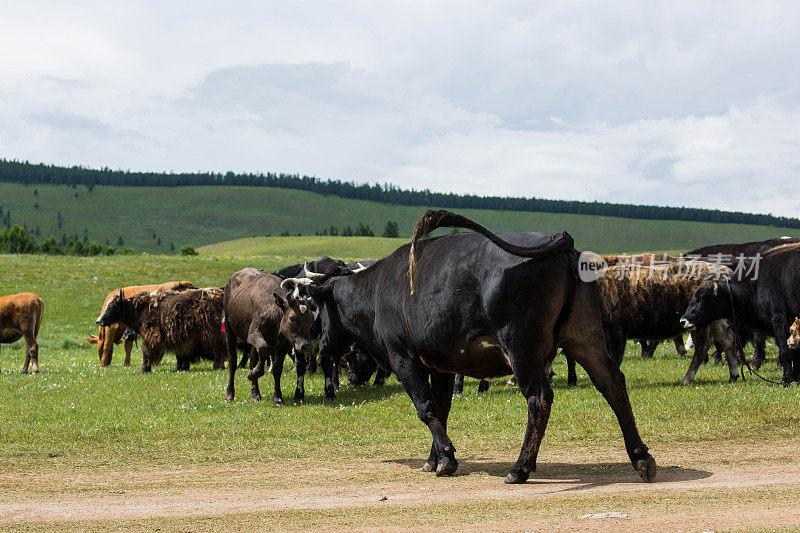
[2,181,800,254]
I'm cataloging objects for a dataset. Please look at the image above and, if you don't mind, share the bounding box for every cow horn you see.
[304,264,327,283]
[351,262,367,273]
[280,277,314,290]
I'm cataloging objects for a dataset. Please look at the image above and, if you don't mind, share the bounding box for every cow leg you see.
[565,354,577,386]
[751,331,767,370]
[271,351,286,405]
[772,317,796,385]
[453,374,464,395]
[682,328,711,385]
[673,335,686,357]
[308,351,318,373]
[123,338,133,366]
[391,353,457,476]
[101,327,115,367]
[562,318,656,483]
[224,327,240,401]
[0,343,3,373]
[373,366,387,386]
[294,352,307,401]
[421,371,457,474]
[500,335,555,485]
[477,379,490,393]
[640,340,656,359]
[140,344,158,373]
[332,358,340,391]
[606,331,627,366]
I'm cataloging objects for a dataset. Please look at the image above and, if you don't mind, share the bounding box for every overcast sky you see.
[2,2,799,216]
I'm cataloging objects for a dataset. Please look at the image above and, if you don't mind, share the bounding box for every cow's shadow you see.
[288,382,406,406]
[385,458,711,491]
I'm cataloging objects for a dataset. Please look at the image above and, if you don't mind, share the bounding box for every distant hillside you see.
[2,159,799,228]
[2,182,797,254]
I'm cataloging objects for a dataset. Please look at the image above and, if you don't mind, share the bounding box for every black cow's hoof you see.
[273,397,284,406]
[251,393,262,401]
[294,389,305,402]
[504,470,529,484]
[729,375,740,383]
[324,385,336,399]
[224,393,234,402]
[435,459,458,477]
[421,461,436,473]
[634,455,657,483]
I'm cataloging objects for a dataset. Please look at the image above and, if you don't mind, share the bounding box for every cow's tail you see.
[408,209,575,294]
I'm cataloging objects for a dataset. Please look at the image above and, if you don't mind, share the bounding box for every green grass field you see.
[1,251,798,473]
[3,181,800,254]
[3,248,800,530]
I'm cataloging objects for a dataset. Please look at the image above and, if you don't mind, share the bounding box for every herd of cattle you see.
[4,209,800,485]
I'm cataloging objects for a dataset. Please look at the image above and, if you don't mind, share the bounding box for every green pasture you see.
[1,251,799,478]
[3,181,800,254]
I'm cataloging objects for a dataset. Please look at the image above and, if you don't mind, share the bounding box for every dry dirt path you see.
[3,438,800,531]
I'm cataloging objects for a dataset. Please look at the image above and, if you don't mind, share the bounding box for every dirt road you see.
[3,438,800,531]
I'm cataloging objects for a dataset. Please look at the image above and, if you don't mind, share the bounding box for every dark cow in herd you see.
[682,242,800,386]
[88,281,195,367]
[307,210,656,484]
[596,261,742,384]
[223,268,317,404]
[0,292,43,374]
[96,287,227,372]
[685,237,798,370]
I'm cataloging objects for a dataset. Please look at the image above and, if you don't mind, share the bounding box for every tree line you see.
[0,225,129,256]
[1,159,798,229]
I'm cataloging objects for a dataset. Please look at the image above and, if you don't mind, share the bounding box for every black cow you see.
[223,268,316,404]
[685,237,797,369]
[307,210,656,485]
[681,243,800,386]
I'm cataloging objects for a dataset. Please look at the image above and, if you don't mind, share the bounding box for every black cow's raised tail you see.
[408,209,574,294]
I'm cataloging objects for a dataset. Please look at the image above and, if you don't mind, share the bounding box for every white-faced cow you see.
[0,292,44,374]
[307,210,656,485]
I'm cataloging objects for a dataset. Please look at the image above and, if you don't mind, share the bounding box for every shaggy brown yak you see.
[90,281,195,367]
[0,292,44,374]
[96,287,226,372]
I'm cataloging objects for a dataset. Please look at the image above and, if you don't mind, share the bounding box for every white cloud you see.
[2,1,800,216]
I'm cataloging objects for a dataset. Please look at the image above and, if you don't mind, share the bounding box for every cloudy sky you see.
[2,1,799,216]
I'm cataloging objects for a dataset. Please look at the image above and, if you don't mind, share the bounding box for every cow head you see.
[680,281,732,330]
[274,292,316,354]
[342,345,378,386]
[788,317,800,349]
[96,289,126,327]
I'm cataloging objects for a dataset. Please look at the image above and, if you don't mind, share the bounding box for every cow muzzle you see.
[680,317,695,330]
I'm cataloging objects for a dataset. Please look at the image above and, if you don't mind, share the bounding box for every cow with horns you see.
[223,268,317,404]
[306,210,656,485]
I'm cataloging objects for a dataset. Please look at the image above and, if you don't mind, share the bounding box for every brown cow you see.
[91,281,195,367]
[96,287,226,372]
[223,268,316,404]
[0,292,44,374]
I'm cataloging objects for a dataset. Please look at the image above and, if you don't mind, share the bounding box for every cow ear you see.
[712,282,718,296]
[273,292,287,311]
[119,289,125,299]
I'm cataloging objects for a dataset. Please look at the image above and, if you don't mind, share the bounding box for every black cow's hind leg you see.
[502,336,555,485]
[564,330,656,483]
[477,379,490,393]
[682,328,711,385]
[392,352,457,476]
[422,371,457,474]
[673,335,686,357]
